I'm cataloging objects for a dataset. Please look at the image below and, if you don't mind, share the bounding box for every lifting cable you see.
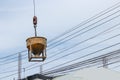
[33,0,36,16]
[33,0,37,36]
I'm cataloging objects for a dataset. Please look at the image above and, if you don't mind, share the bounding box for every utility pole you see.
[103,57,108,68]
[18,53,22,80]
[40,65,42,74]
[23,68,25,79]
[13,78,15,80]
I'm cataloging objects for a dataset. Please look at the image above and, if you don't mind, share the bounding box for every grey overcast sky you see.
[0,0,118,53]
[0,0,120,80]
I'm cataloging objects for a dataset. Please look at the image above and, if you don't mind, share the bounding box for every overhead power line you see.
[48,23,120,59]
[0,50,27,60]
[24,13,120,69]
[0,69,18,74]
[4,6,120,75]
[0,72,17,80]
[0,53,27,62]
[43,50,120,75]
[2,49,120,79]
[44,55,120,75]
[22,10,120,70]
[0,55,27,66]
[48,2,120,44]
[111,64,120,69]
[24,31,120,72]
[0,2,120,62]
[48,9,120,50]
[25,38,120,71]
[1,38,120,79]
[1,2,120,79]
[2,12,120,74]
[43,41,120,71]
[2,22,120,75]
[45,58,120,76]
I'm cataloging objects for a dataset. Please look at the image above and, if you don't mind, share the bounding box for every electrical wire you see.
[0,69,18,74]
[48,23,120,59]
[48,5,119,46]
[44,50,120,74]
[46,61,105,76]
[26,39,120,71]
[0,50,27,60]
[0,55,27,66]
[0,72,18,80]
[23,12,120,70]
[1,43,120,79]
[0,12,119,72]
[45,33,120,65]
[2,61,28,72]
[48,10,120,50]
[1,55,119,80]
[0,53,27,63]
[24,27,120,71]
[110,63,120,69]
[44,40,120,68]
[2,28,120,75]
[0,1,120,62]
[44,55,120,75]
[48,2,120,44]
[2,10,120,79]
[1,2,120,79]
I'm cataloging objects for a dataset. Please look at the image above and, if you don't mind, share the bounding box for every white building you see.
[53,68,120,80]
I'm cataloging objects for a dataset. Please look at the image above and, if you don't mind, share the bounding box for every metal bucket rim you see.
[26,36,47,41]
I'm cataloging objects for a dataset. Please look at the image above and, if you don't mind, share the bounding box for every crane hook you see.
[33,16,37,26]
